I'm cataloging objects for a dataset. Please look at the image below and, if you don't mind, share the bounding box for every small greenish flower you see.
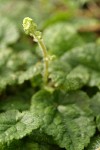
[23,17,37,35]
[35,31,42,40]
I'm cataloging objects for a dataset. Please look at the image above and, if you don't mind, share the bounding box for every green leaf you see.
[1,139,60,150]
[22,136,61,150]
[61,43,100,89]
[49,62,89,91]
[0,48,41,92]
[43,22,84,56]
[17,64,42,85]
[0,88,33,111]
[96,115,100,131]
[63,65,89,91]
[0,72,17,93]
[24,141,60,150]
[30,90,95,150]
[61,43,100,71]
[53,90,92,115]
[0,110,40,148]
[45,106,95,150]
[29,130,55,145]
[49,60,72,87]
[0,15,19,48]
[90,92,100,116]
[0,132,61,150]
[88,70,100,89]
[86,136,100,150]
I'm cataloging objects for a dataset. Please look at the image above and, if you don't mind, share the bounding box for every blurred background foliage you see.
[0,0,100,92]
[0,0,100,49]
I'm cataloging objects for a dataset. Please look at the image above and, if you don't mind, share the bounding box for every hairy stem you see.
[35,35,48,83]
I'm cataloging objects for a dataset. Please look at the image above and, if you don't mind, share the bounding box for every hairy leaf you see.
[86,136,100,150]
[90,92,100,116]
[0,48,41,92]
[53,90,92,115]
[61,43,100,89]
[0,88,33,111]
[96,115,100,131]
[49,63,89,91]
[29,130,55,145]
[0,110,40,148]
[1,139,60,150]
[61,43,100,70]
[30,90,95,150]
[24,141,60,150]
[0,15,19,48]
[43,23,84,56]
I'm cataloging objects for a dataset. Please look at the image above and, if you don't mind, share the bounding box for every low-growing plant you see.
[0,16,100,150]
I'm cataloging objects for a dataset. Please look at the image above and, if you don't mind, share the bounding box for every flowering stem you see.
[23,17,49,84]
[34,35,48,83]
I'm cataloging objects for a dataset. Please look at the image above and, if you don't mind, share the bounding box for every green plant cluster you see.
[0,0,100,150]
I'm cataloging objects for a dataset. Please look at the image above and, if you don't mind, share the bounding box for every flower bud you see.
[23,17,37,35]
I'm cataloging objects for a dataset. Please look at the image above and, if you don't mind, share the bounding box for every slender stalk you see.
[23,17,49,84]
[34,35,48,83]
